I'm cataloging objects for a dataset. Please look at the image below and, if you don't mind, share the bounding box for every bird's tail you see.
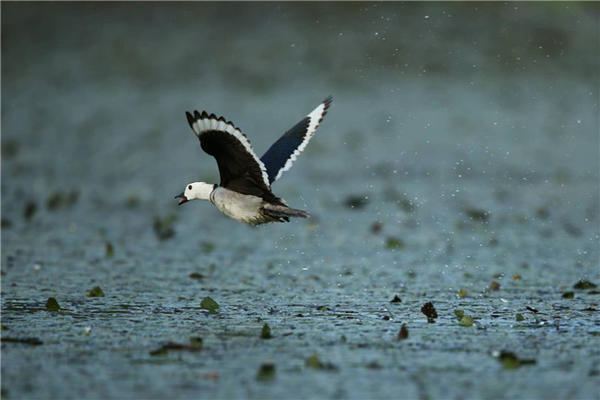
[260,204,310,222]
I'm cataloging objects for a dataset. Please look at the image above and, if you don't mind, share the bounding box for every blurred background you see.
[2,3,599,399]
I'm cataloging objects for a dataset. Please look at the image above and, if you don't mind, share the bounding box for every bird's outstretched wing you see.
[185,111,271,195]
[260,96,332,184]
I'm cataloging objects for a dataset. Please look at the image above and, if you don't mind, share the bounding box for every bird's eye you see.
[188,185,192,190]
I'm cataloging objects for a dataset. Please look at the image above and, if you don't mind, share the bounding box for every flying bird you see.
[175,97,332,225]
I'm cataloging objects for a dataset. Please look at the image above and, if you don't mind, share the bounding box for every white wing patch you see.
[273,97,331,182]
[188,111,271,188]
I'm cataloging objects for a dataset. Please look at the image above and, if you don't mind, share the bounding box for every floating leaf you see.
[562,291,574,299]
[458,288,468,298]
[24,202,37,221]
[421,302,437,323]
[344,194,369,209]
[454,309,465,320]
[260,323,272,339]
[573,280,597,290]
[189,337,203,349]
[495,351,536,369]
[305,353,323,369]
[515,313,524,322]
[489,281,501,291]
[150,341,202,356]
[256,363,275,381]
[397,324,409,340]
[45,297,60,311]
[464,207,489,222]
[512,274,521,280]
[385,237,405,250]
[390,295,402,303]
[201,296,219,314]
[105,242,114,258]
[1,337,43,345]
[87,286,105,297]
[459,315,474,327]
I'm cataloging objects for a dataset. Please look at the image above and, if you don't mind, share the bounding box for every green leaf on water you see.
[515,313,524,322]
[256,363,275,381]
[573,280,597,290]
[189,337,203,349]
[87,286,105,297]
[305,353,324,369]
[459,315,474,327]
[260,323,272,339]
[454,309,464,320]
[458,288,468,298]
[562,291,574,299]
[105,242,114,258]
[385,237,405,250]
[45,297,60,311]
[201,296,219,314]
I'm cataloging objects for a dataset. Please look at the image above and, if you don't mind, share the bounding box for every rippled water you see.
[2,3,599,399]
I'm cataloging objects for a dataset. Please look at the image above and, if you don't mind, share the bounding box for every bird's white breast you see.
[210,187,264,224]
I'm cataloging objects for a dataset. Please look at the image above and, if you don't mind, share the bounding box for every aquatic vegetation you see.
[421,302,438,323]
[458,288,468,298]
[390,295,402,303]
[45,297,60,311]
[385,237,405,250]
[200,297,219,314]
[562,291,574,299]
[260,323,272,339]
[87,286,105,297]
[573,280,597,290]
[256,364,275,381]
[459,315,474,327]
[397,324,409,340]
[489,281,501,291]
[105,242,114,258]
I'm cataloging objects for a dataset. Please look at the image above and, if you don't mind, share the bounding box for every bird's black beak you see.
[174,192,188,205]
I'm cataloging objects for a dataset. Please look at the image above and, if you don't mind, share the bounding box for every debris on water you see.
[390,295,402,303]
[458,288,468,298]
[1,218,12,229]
[305,353,338,370]
[562,291,575,299]
[200,296,219,314]
[126,195,140,208]
[1,337,43,346]
[189,337,203,348]
[256,363,276,381]
[84,327,92,336]
[149,341,202,356]
[535,206,550,219]
[489,281,501,291]
[344,194,369,209]
[513,274,521,280]
[370,221,383,234]
[87,286,105,297]
[493,350,537,369]
[153,215,176,241]
[454,310,464,320]
[562,221,582,237]
[2,139,20,159]
[189,272,204,280]
[105,242,114,258]
[201,242,215,253]
[397,324,409,340]
[385,237,405,250]
[261,323,272,339]
[421,302,438,323]
[463,207,489,222]
[573,280,597,290]
[45,297,60,311]
[316,305,331,311]
[24,202,37,221]
[366,361,382,369]
[46,192,64,210]
[526,306,539,313]
[459,315,474,327]
[515,313,525,322]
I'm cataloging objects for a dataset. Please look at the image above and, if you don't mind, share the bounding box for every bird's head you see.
[175,182,214,205]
